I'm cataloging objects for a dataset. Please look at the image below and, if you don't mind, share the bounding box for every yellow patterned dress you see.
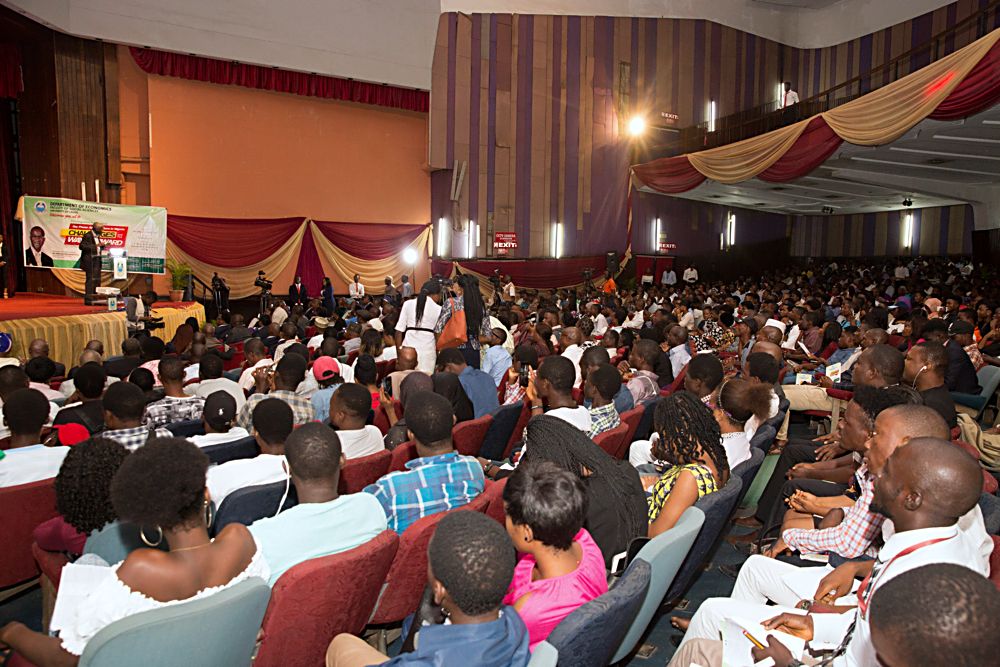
[647,463,719,522]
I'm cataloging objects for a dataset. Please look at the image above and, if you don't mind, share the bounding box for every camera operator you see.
[211,272,230,317]
[125,290,163,337]
[255,270,273,316]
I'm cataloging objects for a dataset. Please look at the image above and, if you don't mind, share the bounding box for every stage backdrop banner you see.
[21,196,167,274]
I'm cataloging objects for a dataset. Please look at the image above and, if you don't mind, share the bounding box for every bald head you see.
[560,327,582,346]
[28,339,49,358]
[85,339,104,356]
[397,346,418,371]
[880,437,982,526]
[751,340,783,365]
[867,404,950,475]
[79,349,102,366]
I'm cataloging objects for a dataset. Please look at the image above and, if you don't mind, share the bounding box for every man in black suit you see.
[289,275,308,306]
[0,232,8,298]
[24,225,54,267]
[78,222,104,301]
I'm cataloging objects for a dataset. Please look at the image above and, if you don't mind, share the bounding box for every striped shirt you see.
[588,402,621,439]
[363,451,485,533]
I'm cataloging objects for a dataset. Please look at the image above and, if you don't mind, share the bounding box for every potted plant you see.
[166,259,193,302]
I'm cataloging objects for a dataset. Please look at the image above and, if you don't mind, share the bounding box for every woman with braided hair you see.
[519,414,648,567]
[395,278,443,373]
[646,392,729,537]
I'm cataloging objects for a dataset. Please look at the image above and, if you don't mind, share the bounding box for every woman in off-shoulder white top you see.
[0,437,269,665]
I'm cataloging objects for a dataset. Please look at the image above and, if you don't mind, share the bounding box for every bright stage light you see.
[627,115,646,137]
[402,247,418,265]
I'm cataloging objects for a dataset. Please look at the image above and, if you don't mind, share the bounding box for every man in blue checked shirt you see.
[364,391,485,533]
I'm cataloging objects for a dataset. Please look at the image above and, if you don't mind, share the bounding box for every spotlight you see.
[627,115,646,137]
[402,248,418,265]
[821,206,835,215]
[902,198,913,207]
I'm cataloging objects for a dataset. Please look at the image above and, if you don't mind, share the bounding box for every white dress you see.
[59,543,270,656]
[395,297,442,373]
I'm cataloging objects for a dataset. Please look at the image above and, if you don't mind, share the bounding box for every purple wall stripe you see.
[939,208,952,252]
[486,15,497,214]
[644,18,658,109]
[862,213,877,255]
[630,18,640,106]
[910,210,923,257]
[694,21,707,121]
[564,16,581,238]
[469,14,481,230]
[744,33,756,111]
[550,17,562,228]
[671,21,680,123]
[709,22,722,112]
[859,34,873,93]
[911,12,934,69]
[515,16,534,250]
[946,2,958,53]
[963,205,975,253]
[446,14,457,165]
[812,48,822,97]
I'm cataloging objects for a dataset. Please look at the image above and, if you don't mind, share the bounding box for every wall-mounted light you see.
[551,222,563,259]
[727,213,736,247]
[652,218,661,253]
[437,218,448,257]
[707,100,717,132]
[627,115,646,137]
[467,220,478,258]
[903,213,913,249]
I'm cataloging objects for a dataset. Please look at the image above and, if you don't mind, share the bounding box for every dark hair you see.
[0,365,29,398]
[103,381,148,421]
[459,275,486,340]
[436,347,466,368]
[279,321,298,339]
[252,398,294,444]
[56,437,129,534]
[25,356,56,383]
[74,362,108,400]
[111,438,209,530]
[283,343,310,363]
[244,338,265,357]
[359,329,385,358]
[520,415,646,544]
[157,356,186,383]
[140,336,165,361]
[821,321,843,349]
[580,345,611,369]
[745,352,780,385]
[275,353,307,388]
[652,393,729,482]
[429,511,516,616]
[285,422,342,481]
[588,363,621,401]
[334,382,372,419]
[354,354,378,386]
[514,344,539,369]
[537,355,575,394]
[632,339,661,367]
[203,391,236,431]
[864,344,905,385]
[432,373,474,423]
[503,461,587,550]
[916,341,949,373]
[686,354,724,392]
[717,379,773,424]
[127,367,155,393]
[719,312,735,327]
[870,563,1000,667]
[405,390,454,447]
[3,388,50,435]
[805,310,824,328]
[199,353,223,380]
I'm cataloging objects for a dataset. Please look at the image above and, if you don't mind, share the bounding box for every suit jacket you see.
[289,283,308,305]
[79,230,99,264]
[24,248,54,267]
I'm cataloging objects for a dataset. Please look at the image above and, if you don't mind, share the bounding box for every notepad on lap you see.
[50,563,115,634]
[722,615,807,667]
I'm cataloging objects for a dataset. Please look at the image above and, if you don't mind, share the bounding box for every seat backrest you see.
[545,560,651,667]
[620,406,644,446]
[593,423,629,459]
[662,364,688,396]
[504,400,531,459]
[389,441,418,472]
[978,492,1000,536]
[78,578,271,667]
[0,478,58,587]
[482,477,509,524]
[201,436,259,466]
[479,402,523,461]
[665,475,743,602]
[611,507,705,663]
[84,520,166,564]
[391,398,404,420]
[527,641,559,667]
[369,494,488,625]
[213,480,298,535]
[255,531,399,667]
[166,419,205,438]
[732,448,766,509]
[633,398,660,442]
[372,403,391,435]
[338,449,392,494]
[749,423,777,451]
[990,535,1000,592]
[452,413,493,457]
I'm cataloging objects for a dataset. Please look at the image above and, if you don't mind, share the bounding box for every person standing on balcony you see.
[781,81,800,125]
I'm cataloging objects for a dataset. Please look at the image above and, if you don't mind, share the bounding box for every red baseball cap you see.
[312,356,341,381]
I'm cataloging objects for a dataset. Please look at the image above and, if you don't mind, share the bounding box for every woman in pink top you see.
[502,461,608,650]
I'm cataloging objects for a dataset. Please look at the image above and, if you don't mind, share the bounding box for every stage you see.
[0,294,205,369]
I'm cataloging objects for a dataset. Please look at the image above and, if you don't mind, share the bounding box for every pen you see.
[742,629,767,651]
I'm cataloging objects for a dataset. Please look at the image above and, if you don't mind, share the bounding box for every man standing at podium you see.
[79,222,105,303]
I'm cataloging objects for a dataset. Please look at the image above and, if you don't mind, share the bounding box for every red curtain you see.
[631,155,705,194]
[0,103,15,292]
[311,220,429,260]
[167,215,305,266]
[292,223,325,297]
[0,44,22,99]
[441,256,612,289]
[130,47,429,113]
[758,117,843,182]
[930,41,1000,120]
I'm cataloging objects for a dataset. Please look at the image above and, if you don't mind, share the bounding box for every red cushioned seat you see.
[0,479,59,588]
[452,414,493,457]
[338,449,392,494]
[593,423,629,460]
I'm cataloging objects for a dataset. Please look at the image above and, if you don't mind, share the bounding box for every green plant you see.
[166,259,193,290]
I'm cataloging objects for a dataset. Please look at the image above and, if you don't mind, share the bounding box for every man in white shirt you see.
[558,327,585,387]
[894,262,910,280]
[306,317,329,349]
[395,286,442,374]
[25,358,64,402]
[666,325,692,378]
[671,437,988,667]
[185,352,246,412]
[238,339,272,392]
[587,302,609,338]
[0,388,68,488]
[0,366,58,440]
[207,397,294,508]
[270,301,289,327]
[682,265,699,284]
[528,356,591,432]
[328,383,385,459]
[781,81,799,108]
[662,268,677,287]
[190,391,251,448]
[272,322,299,363]
[348,274,365,300]
[623,307,644,330]
[503,275,516,302]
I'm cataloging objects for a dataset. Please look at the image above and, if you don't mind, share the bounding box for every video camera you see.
[146,317,165,331]
[582,267,594,280]
[254,271,273,292]
[490,268,502,288]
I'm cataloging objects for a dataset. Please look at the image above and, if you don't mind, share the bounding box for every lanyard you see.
[856,536,953,618]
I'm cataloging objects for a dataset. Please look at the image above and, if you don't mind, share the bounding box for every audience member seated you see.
[143,357,206,428]
[189,391,250,448]
[665,325,692,378]
[501,461,608,650]
[558,326,584,386]
[127,366,162,404]
[385,346,419,398]
[741,352,781,439]
[501,344,537,406]
[363,391,484,533]
[329,383,385,459]
[921,319,981,394]
[383,372,434,450]
[585,363,623,438]
[902,342,958,429]
[103,338,142,379]
[207,398,294,507]
[437,347,499,419]
[237,353,314,430]
[237,338,272,392]
[684,353,725,406]
[309,356,344,423]
[54,362,108,434]
[28,338,67,378]
[431,371,474,423]
[272,322,300,363]
[618,339,662,405]
[641,393,730,538]
[481,328,513,387]
[0,388,68,488]
[25,357,64,402]
[0,437,269,663]
[580,345,634,414]
[527,355,590,432]
[249,423,387,585]
[33,437,130,557]
[224,313,253,344]
[60,349,119,399]
[0,365,59,439]
[326,511,529,667]
[101,382,172,451]
[184,352,245,412]
[713,378,774,469]
[138,336,166,386]
[353,354,382,410]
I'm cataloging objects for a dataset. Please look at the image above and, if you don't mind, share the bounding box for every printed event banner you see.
[21,196,167,274]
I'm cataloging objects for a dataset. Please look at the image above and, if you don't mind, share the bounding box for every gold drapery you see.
[311,222,432,295]
[687,121,810,184]
[7,312,127,369]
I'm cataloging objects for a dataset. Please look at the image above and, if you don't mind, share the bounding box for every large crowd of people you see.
[1,254,999,666]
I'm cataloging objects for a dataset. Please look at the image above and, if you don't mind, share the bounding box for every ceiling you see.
[751,0,843,8]
[642,105,1000,216]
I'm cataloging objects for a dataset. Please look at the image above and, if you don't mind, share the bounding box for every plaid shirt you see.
[588,402,621,439]
[104,425,173,452]
[144,395,205,428]
[782,464,883,558]
[363,452,485,533]
[237,390,315,431]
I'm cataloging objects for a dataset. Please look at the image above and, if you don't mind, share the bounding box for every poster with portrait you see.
[20,196,167,274]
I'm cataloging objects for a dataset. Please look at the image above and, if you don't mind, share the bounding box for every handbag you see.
[436,298,468,351]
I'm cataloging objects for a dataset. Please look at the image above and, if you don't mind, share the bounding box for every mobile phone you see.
[519,365,532,388]
[382,376,394,398]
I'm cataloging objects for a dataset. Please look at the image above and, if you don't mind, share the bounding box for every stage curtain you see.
[930,40,1000,120]
[440,255,625,290]
[758,117,843,182]
[0,44,22,99]
[631,155,705,194]
[130,47,429,113]
[311,220,430,260]
[166,221,308,299]
[167,215,307,267]
[49,270,145,296]
[687,120,810,184]
[292,223,325,297]
[311,222,431,295]
[821,28,1000,145]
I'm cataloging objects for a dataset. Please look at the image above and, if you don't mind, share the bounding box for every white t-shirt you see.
[782,90,800,107]
[0,444,70,488]
[560,344,584,387]
[206,454,288,508]
[0,400,60,440]
[395,297,442,373]
[349,282,365,298]
[238,359,274,392]
[545,406,592,433]
[592,313,609,337]
[721,431,751,469]
[335,425,385,459]
[271,307,289,326]
[189,427,251,448]
[683,267,698,283]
